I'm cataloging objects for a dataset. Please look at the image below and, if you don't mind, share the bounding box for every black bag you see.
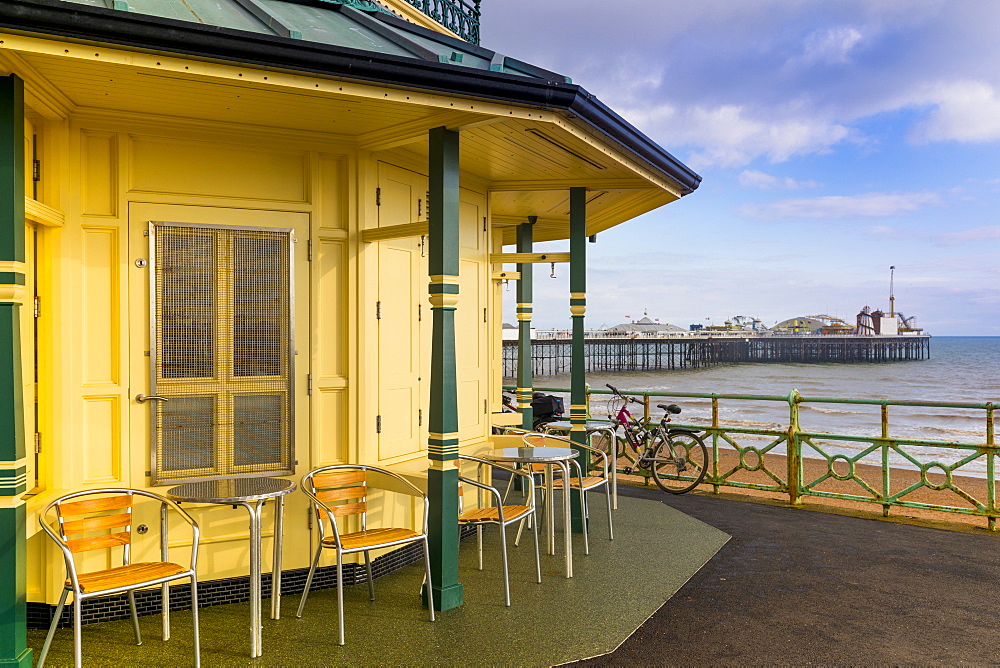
[530,393,564,419]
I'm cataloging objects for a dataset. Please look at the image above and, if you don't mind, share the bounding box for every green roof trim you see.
[311,0,392,16]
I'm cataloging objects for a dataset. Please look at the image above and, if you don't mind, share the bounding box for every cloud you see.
[739,170,821,190]
[908,81,1000,143]
[935,225,1000,246]
[627,104,853,168]
[791,26,866,67]
[740,192,940,219]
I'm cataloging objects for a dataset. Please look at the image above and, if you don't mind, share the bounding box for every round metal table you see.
[540,419,620,508]
[484,446,578,578]
[166,477,295,658]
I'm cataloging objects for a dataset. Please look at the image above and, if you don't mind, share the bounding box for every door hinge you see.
[34,432,41,454]
[484,399,488,414]
[483,216,487,232]
[376,301,381,320]
[33,295,40,319]
[375,187,381,207]
[32,159,40,183]
[376,415,382,433]
[417,198,422,218]
[307,506,313,531]
[307,373,313,395]
[418,303,422,322]
[418,409,422,426]
[307,239,313,262]
[483,307,487,323]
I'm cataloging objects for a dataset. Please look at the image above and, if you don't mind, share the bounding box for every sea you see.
[532,336,1000,475]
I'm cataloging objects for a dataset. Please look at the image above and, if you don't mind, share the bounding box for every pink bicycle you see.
[603,384,708,494]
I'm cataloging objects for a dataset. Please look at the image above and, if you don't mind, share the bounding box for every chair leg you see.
[605,484,614,540]
[364,551,375,601]
[498,524,511,607]
[72,595,83,668]
[516,486,544,546]
[37,587,68,668]
[421,539,435,622]
[476,526,484,570]
[581,489,590,556]
[531,512,541,584]
[128,591,143,646]
[336,552,345,646]
[191,576,201,668]
[161,581,170,640]
[296,545,323,618]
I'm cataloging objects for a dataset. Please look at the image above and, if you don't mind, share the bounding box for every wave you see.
[800,405,870,416]
[907,425,987,440]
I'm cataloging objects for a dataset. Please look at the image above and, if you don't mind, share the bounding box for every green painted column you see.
[0,74,31,668]
[568,188,588,533]
[425,126,463,611]
[516,218,535,430]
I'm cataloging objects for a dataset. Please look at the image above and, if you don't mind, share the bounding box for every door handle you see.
[136,394,170,403]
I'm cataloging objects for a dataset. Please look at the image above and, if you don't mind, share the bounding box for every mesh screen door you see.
[149,222,294,484]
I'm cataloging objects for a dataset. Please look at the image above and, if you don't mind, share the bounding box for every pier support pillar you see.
[569,187,588,533]
[516,219,535,430]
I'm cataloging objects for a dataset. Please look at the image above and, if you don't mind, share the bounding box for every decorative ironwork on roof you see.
[401,0,481,44]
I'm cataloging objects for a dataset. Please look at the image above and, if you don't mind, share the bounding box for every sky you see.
[482,0,1000,336]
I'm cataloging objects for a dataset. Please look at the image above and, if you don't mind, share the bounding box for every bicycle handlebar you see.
[607,384,641,404]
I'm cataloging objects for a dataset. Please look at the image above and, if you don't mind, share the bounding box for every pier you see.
[502,335,931,377]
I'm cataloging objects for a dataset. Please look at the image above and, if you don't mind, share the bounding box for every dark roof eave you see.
[0,0,701,193]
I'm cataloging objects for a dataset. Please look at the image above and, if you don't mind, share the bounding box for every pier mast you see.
[889,265,896,318]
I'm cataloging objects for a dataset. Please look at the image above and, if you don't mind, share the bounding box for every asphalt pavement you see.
[572,485,1000,666]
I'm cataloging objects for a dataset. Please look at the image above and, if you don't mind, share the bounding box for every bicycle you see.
[599,383,709,494]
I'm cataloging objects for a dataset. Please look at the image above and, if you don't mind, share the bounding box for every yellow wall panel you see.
[129,136,308,203]
[379,387,418,460]
[315,239,346,378]
[80,395,122,483]
[318,156,345,230]
[81,225,120,385]
[81,131,118,216]
[460,199,481,251]
[314,387,348,464]
[457,379,481,435]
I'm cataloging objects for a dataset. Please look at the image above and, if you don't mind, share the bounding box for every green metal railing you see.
[520,385,1000,529]
[404,0,482,44]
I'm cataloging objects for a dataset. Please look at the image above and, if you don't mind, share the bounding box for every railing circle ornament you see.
[920,462,952,491]
[829,454,855,481]
[740,447,764,471]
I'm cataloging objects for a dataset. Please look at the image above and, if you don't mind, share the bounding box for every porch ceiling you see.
[11,41,677,239]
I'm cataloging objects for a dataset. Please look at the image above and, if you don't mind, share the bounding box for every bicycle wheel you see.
[650,431,708,494]
[589,430,621,461]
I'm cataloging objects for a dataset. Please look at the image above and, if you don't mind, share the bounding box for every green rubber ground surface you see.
[29,492,728,666]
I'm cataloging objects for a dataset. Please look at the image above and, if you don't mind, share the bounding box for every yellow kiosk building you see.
[0,0,700,663]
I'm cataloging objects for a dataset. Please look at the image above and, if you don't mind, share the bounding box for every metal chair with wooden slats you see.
[522,431,614,553]
[457,454,541,607]
[37,488,201,668]
[296,465,435,645]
